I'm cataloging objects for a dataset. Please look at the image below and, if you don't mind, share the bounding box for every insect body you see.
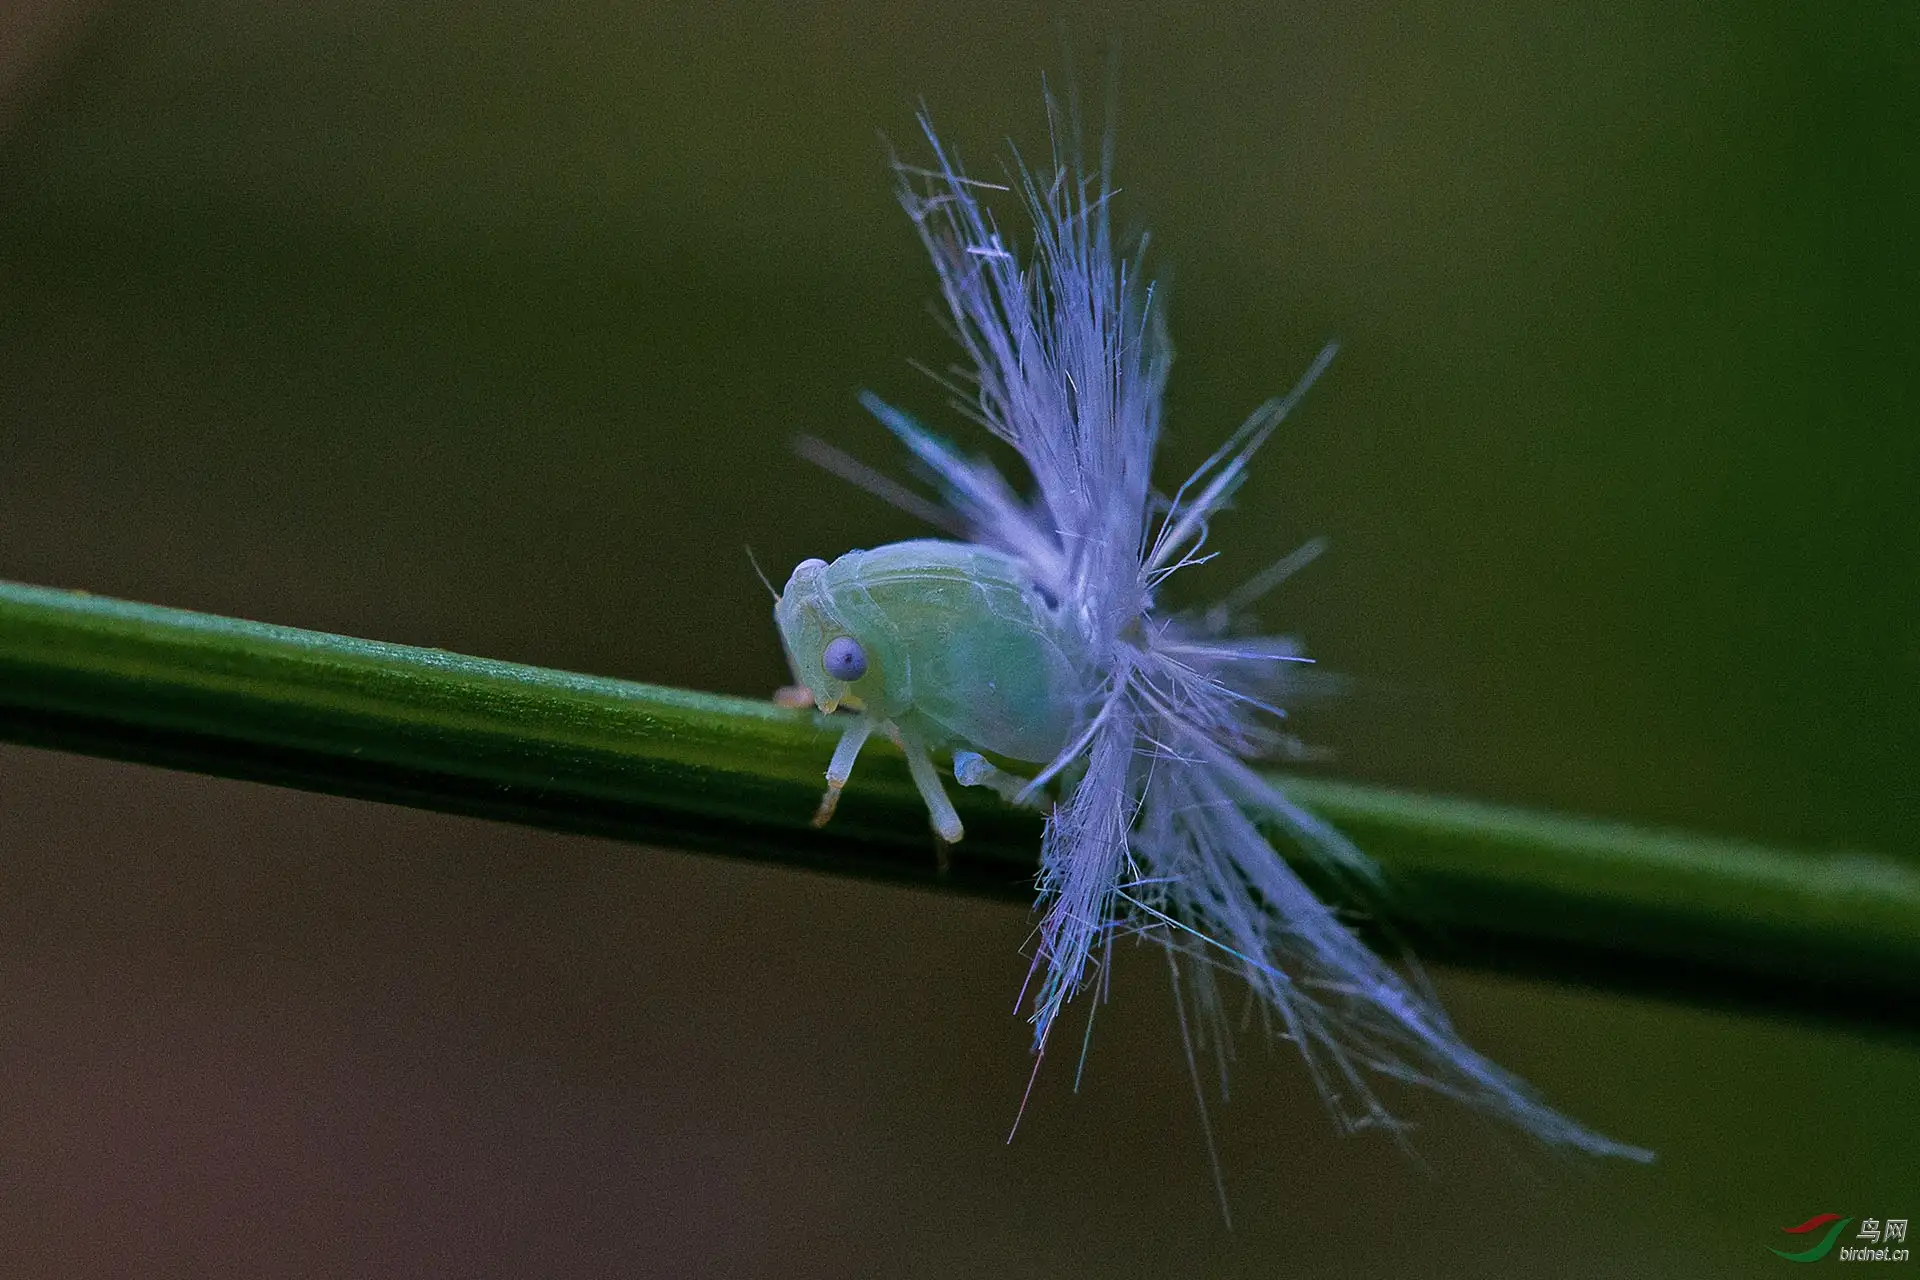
[774,96,1649,1174]
[776,539,1087,840]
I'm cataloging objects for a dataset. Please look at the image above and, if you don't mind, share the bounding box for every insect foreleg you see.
[772,685,816,709]
[811,717,874,828]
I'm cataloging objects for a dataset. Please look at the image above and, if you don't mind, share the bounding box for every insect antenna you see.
[743,546,779,601]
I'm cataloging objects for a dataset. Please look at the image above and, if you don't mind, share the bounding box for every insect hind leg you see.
[953,750,1051,813]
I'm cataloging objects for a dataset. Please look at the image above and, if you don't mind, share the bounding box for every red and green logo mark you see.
[1771,1214,1852,1263]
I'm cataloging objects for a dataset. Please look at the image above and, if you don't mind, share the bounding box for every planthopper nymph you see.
[776,539,1085,844]
[772,89,1650,1183]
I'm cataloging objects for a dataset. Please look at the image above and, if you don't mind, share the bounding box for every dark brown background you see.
[1,0,1914,1274]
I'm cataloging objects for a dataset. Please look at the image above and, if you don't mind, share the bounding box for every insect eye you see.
[822,635,868,681]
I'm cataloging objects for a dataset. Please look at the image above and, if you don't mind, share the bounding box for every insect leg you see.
[894,724,965,844]
[953,750,1050,813]
[811,717,874,828]
[772,685,816,709]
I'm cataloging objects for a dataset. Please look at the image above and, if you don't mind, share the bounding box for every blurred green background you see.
[0,0,1914,1274]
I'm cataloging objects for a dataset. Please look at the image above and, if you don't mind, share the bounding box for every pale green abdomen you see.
[821,540,1088,763]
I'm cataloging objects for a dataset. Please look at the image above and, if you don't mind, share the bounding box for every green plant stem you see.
[1,579,1914,1025]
